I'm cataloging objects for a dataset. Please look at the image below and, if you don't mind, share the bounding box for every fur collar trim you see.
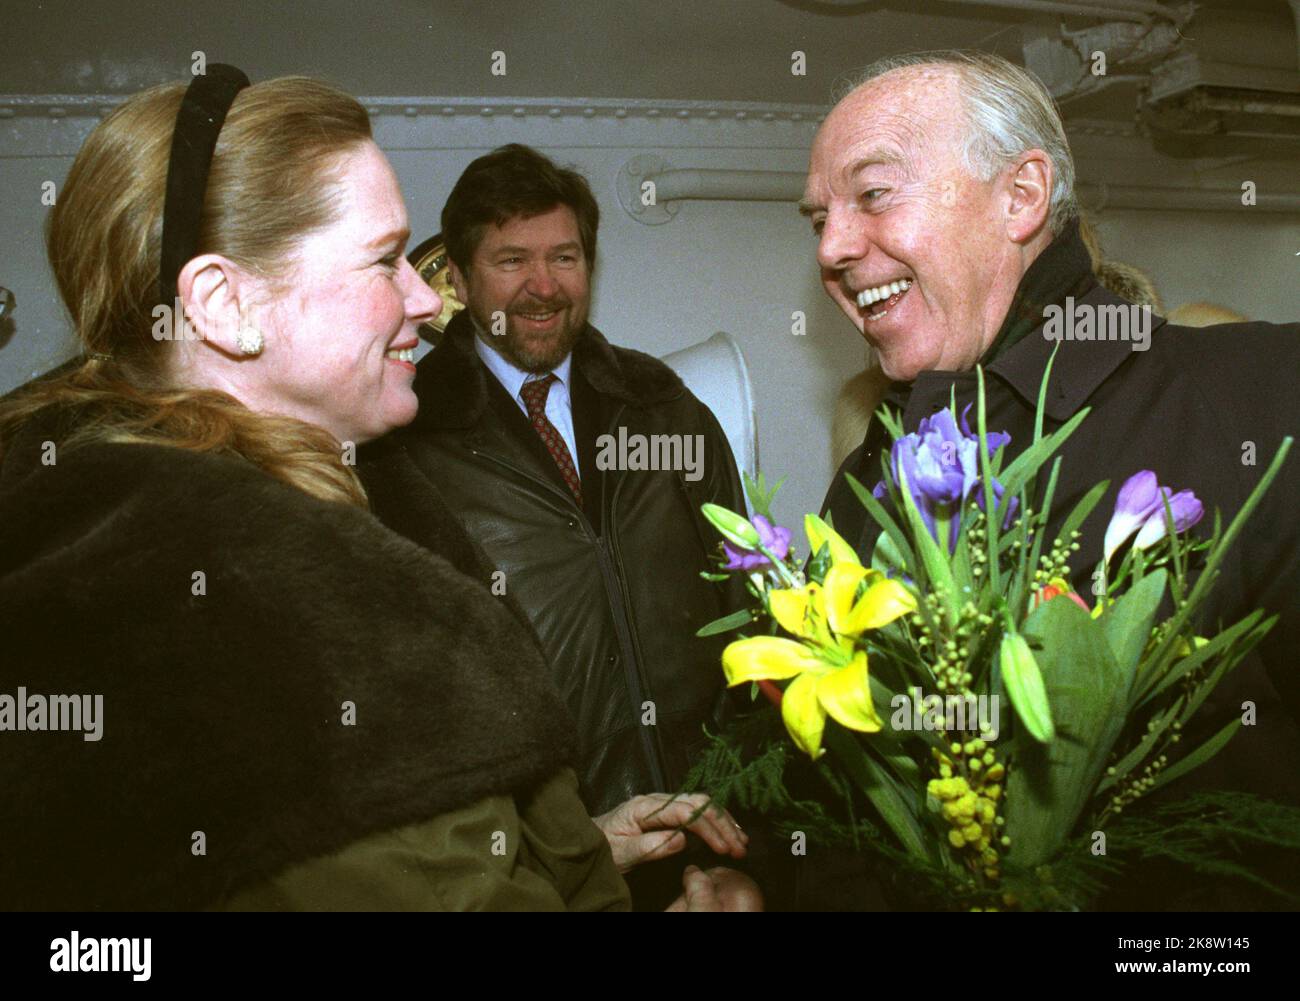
[0,407,577,909]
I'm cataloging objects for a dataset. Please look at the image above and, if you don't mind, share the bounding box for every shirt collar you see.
[472,331,574,402]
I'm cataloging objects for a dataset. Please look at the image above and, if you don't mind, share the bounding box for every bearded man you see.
[360,144,764,909]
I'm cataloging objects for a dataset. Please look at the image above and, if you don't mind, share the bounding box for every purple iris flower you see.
[1104,472,1204,562]
[722,514,792,570]
[872,404,1014,552]
[958,404,1012,459]
[1134,490,1203,548]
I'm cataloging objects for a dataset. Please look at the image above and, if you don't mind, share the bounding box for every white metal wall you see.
[1,96,1296,527]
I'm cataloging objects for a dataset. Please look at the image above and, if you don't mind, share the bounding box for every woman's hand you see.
[594,793,748,873]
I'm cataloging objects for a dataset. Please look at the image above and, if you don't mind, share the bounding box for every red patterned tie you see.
[519,374,582,506]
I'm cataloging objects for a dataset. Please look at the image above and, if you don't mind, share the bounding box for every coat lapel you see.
[570,365,608,534]
[410,310,690,524]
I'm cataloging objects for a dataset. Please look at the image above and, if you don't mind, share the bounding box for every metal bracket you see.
[617,155,680,225]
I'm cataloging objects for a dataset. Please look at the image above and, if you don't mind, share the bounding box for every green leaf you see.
[999,631,1054,743]
[824,725,930,860]
[742,471,785,522]
[881,750,921,787]
[1013,457,1061,623]
[845,473,918,578]
[1033,341,1063,446]
[875,405,904,442]
[1056,479,1111,552]
[1006,598,1128,869]
[695,608,754,638]
[1102,568,1166,689]
[947,509,976,604]
[975,367,1003,594]
[1135,609,1266,710]
[871,530,908,576]
[1147,718,1240,794]
[1141,437,1290,681]
[1172,616,1274,727]
[1095,704,1177,795]
[999,408,1091,499]
[895,459,958,624]
[806,541,832,586]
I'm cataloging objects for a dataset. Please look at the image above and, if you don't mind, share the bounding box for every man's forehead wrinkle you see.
[831,116,927,193]
[804,67,958,209]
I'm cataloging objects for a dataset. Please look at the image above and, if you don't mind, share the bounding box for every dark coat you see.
[360,313,748,820]
[0,403,591,910]
[822,227,1300,905]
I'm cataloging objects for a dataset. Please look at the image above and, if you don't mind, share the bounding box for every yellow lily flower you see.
[767,566,916,649]
[728,510,916,758]
[824,563,917,636]
[775,512,917,644]
[768,582,837,650]
[804,513,860,567]
[722,638,882,758]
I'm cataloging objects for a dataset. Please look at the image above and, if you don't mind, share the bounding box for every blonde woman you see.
[0,67,730,911]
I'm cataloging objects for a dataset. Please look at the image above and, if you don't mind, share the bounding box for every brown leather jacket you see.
[360,314,748,818]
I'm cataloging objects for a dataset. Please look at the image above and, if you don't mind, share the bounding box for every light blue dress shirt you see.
[473,334,581,477]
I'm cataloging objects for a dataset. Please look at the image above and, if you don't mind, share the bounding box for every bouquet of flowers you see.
[692,363,1297,910]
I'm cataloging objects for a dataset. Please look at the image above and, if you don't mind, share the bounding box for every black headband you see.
[158,63,250,307]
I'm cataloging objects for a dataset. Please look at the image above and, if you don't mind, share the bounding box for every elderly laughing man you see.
[806,51,1300,908]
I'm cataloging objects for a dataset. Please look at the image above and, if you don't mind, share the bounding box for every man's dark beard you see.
[474,307,582,373]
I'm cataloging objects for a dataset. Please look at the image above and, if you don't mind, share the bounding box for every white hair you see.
[836,50,1078,234]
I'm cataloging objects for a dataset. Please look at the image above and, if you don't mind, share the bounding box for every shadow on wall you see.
[0,288,16,352]
[826,215,1251,471]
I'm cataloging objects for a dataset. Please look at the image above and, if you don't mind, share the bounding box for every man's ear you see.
[448,260,470,305]
[176,254,262,358]
[1005,150,1053,244]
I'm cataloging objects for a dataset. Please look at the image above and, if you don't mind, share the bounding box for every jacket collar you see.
[412,310,684,431]
[903,220,1167,424]
[987,282,1167,422]
[979,216,1095,365]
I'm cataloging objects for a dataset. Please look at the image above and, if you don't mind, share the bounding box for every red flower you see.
[1033,577,1090,613]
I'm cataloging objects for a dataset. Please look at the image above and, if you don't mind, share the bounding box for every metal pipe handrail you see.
[654,168,806,202]
[642,167,1300,213]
